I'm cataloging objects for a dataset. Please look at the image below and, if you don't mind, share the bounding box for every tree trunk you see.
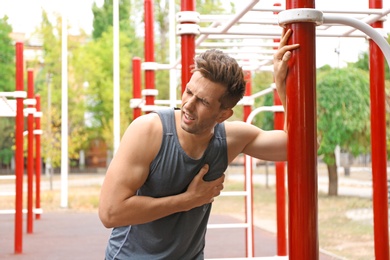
[327,153,338,196]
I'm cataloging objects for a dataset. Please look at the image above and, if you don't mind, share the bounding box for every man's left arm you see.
[273,29,299,132]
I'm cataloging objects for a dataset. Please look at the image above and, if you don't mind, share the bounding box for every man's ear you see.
[217,108,233,123]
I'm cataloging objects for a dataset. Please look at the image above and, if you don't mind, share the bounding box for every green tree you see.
[0,16,15,170]
[351,37,390,158]
[0,16,14,92]
[33,11,63,169]
[251,71,276,128]
[72,27,134,151]
[0,119,14,169]
[317,67,370,196]
[33,11,90,168]
[92,0,132,40]
[90,0,141,116]
[197,0,225,14]
[353,51,390,80]
[353,31,390,80]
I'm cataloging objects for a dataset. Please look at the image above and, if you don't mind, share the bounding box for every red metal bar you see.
[369,1,389,259]
[35,94,42,220]
[274,75,287,256]
[27,69,34,234]
[132,57,142,119]
[273,3,287,255]
[274,161,286,255]
[286,0,318,259]
[180,0,196,94]
[144,0,155,107]
[14,42,24,254]
[243,71,252,122]
[243,71,254,257]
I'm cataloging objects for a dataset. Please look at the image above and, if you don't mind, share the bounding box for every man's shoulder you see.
[134,112,161,123]
[129,112,163,135]
[153,107,175,116]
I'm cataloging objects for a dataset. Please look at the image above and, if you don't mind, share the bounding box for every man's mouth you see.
[184,113,195,120]
[182,110,195,122]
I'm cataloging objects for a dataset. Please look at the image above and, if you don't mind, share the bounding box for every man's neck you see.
[174,110,214,160]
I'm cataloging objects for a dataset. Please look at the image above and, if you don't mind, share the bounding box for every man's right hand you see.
[186,164,225,208]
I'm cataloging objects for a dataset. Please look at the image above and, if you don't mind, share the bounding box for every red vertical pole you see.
[14,42,24,254]
[144,0,155,107]
[243,71,254,257]
[285,0,318,259]
[274,101,287,256]
[369,1,389,259]
[273,3,287,256]
[35,94,42,220]
[243,71,252,122]
[27,69,34,234]
[180,0,196,94]
[132,57,142,119]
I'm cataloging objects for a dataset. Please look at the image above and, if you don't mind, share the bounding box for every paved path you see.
[0,212,339,260]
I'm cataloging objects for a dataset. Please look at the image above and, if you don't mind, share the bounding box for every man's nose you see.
[184,96,196,110]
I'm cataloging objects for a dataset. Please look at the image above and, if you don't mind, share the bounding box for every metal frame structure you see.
[0,42,42,254]
[131,0,389,259]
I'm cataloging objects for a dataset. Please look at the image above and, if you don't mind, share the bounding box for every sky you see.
[0,0,102,35]
[0,0,389,68]
[314,0,390,67]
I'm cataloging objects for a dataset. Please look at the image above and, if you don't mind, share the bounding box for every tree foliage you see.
[32,11,90,168]
[0,16,15,169]
[0,16,14,92]
[92,0,132,40]
[350,35,390,158]
[33,11,63,168]
[353,51,390,81]
[88,0,142,150]
[196,0,225,14]
[317,67,370,163]
[0,118,14,168]
[251,71,276,128]
[317,66,370,196]
[72,27,135,150]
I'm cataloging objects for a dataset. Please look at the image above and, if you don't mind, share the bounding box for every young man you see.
[99,29,299,259]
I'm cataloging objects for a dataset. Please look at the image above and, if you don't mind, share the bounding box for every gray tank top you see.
[105,108,228,260]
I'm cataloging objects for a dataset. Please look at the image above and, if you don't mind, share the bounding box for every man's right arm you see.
[98,113,224,228]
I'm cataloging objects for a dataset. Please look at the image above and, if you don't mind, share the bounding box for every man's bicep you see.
[101,116,162,204]
[105,154,150,197]
[98,149,151,227]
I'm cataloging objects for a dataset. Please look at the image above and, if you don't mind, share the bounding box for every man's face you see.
[181,71,230,135]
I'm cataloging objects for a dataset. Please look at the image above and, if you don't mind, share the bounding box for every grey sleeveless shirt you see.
[105,108,228,260]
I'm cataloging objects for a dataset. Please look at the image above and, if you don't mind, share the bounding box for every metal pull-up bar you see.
[278,9,390,66]
[279,6,389,260]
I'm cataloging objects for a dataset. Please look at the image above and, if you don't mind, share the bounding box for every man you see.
[99,29,299,259]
